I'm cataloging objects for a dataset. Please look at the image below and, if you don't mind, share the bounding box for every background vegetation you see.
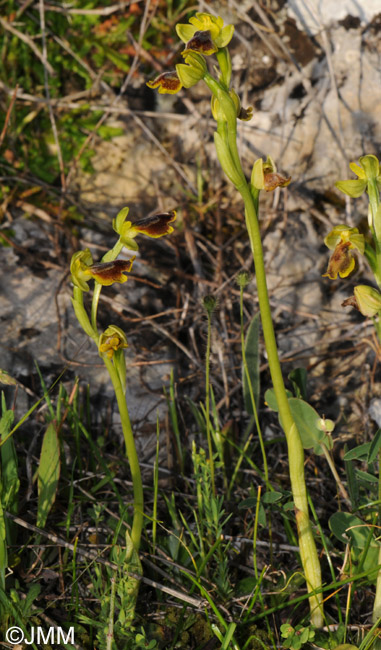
[0,1,380,649]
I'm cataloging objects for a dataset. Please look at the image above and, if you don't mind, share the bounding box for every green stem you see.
[91,239,124,330]
[72,287,99,344]
[106,575,116,650]
[239,286,269,487]
[237,180,323,626]
[91,283,102,332]
[194,56,323,625]
[215,47,232,88]
[102,354,144,551]
[367,180,381,283]
[368,179,381,243]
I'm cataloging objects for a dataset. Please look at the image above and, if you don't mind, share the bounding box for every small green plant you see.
[280,622,315,650]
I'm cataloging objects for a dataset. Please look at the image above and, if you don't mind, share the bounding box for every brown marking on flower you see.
[184,30,217,55]
[89,259,134,284]
[133,211,176,236]
[238,105,253,121]
[146,72,182,94]
[263,172,291,191]
[342,295,358,310]
[322,241,354,280]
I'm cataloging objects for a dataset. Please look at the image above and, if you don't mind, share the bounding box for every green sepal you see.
[335,178,367,197]
[176,54,206,88]
[249,185,260,213]
[216,24,234,48]
[113,206,130,234]
[354,285,381,317]
[119,235,139,251]
[359,154,380,179]
[251,158,264,190]
[176,23,195,44]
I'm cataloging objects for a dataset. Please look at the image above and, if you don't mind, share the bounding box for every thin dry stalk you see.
[0,84,18,148]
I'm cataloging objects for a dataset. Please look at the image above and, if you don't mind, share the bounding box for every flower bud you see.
[203,294,218,315]
[353,285,381,317]
[236,271,251,288]
[251,156,290,191]
[99,325,128,359]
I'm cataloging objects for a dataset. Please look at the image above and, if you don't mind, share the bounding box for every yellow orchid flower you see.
[99,325,128,359]
[146,71,182,95]
[323,225,364,280]
[176,12,234,52]
[114,210,177,251]
[70,248,135,290]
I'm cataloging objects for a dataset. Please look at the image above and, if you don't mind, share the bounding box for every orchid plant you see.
[148,12,324,627]
[70,207,176,621]
[324,155,381,341]
[323,154,381,626]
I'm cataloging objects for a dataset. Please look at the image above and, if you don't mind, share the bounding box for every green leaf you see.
[0,400,19,539]
[0,500,7,583]
[344,449,358,509]
[242,312,260,415]
[369,428,381,463]
[329,511,377,548]
[239,497,257,509]
[288,367,308,400]
[343,443,371,461]
[289,398,332,454]
[235,576,258,596]
[37,422,61,528]
[238,498,266,526]
[355,469,378,483]
[1,421,19,513]
[268,398,332,455]
[261,491,283,504]
[335,179,367,197]
[264,387,293,411]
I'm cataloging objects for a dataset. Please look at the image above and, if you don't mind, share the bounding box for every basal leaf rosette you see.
[323,225,365,280]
